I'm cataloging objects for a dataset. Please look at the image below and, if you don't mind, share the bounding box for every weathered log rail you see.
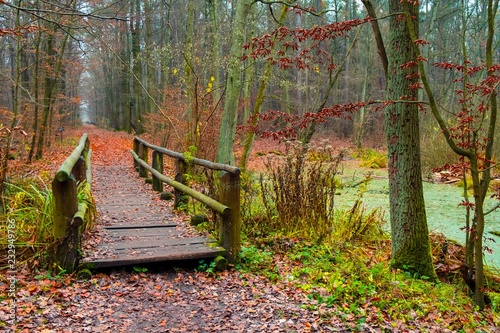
[132,137,241,263]
[52,133,91,273]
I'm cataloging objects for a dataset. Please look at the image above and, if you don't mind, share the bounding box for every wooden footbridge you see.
[51,134,241,272]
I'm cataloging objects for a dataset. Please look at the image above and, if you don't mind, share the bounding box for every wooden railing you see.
[131,137,241,263]
[52,133,92,273]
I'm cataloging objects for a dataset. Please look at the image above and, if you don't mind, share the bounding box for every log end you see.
[214,255,228,271]
[55,170,70,182]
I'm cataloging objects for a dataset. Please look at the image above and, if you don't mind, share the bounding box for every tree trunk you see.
[208,0,222,103]
[131,0,143,133]
[184,0,197,148]
[470,159,486,308]
[386,0,436,279]
[28,23,42,163]
[354,69,368,149]
[35,25,69,159]
[216,0,253,165]
[239,5,288,171]
[35,33,55,160]
[398,0,499,308]
[0,2,22,194]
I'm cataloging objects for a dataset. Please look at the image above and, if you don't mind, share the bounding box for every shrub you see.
[259,141,344,238]
[327,200,386,248]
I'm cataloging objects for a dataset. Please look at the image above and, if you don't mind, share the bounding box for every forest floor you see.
[1,126,498,332]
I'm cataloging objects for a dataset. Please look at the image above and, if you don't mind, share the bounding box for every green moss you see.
[77,268,92,280]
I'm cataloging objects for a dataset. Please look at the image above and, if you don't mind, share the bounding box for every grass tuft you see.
[1,181,54,268]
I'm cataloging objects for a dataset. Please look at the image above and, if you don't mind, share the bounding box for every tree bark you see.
[386,0,436,279]
[216,0,253,165]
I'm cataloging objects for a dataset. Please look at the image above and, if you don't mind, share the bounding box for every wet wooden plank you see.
[105,227,182,238]
[103,223,177,229]
[110,237,217,250]
[83,244,225,268]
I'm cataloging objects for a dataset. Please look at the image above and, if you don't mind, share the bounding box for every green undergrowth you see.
[236,233,499,330]
[352,148,388,169]
[0,177,96,270]
[236,142,499,330]
[0,181,54,267]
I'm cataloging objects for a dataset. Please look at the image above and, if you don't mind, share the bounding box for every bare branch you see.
[485,203,500,216]
[2,0,128,22]
[361,0,388,79]
[257,0,334,17]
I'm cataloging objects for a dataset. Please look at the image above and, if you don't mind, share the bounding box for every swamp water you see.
[336,170,500,270]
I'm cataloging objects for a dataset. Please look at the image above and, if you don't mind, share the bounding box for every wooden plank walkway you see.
[81,165,225,269]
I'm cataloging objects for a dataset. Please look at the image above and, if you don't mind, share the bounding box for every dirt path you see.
[7,269,354,332]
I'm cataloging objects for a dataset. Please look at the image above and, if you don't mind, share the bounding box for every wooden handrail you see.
[131,137,241,263]
[134,136,240,175]
[131,150,230,216]
[52,133,92,273]
[56,133,89,181]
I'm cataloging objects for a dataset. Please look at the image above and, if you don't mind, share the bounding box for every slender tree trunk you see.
[35,21,69,159]
[240,4,257,128]
[144,0,153,115]
[209,0,222,103]
[361,0,388,78]
[239,5,288,171]
[131,0,143,133]
[217,0,253,165]
[354,69,368,149]
[28,17,42,163]
[468,0,498,308]
[35,33,55,159]
[184,0,197,147]
[120,20,130,131]
[0,2,22,194]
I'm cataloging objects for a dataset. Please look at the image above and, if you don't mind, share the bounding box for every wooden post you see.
[54,210,82,274]
[174,158,189,209]
[72,156,87,183]
[52,178,79,239]
[133,138,139,169]
[51,133,93,274]
[152,150,163,192]
[219,171,241,263]
[138,143,148,178]
[52,177,79,272]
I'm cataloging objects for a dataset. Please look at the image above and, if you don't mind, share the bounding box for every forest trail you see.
[81,163,225,268]
[68,125,224,267]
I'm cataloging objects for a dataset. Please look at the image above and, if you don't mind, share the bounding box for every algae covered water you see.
[336,172,500,270]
